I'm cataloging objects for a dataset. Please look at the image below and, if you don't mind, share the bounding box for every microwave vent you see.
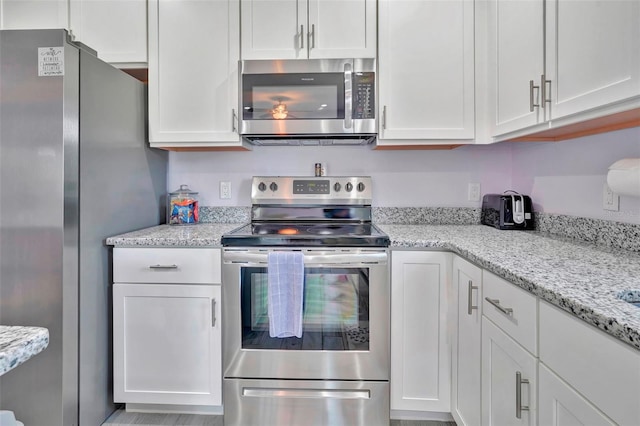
[243,134,376,146]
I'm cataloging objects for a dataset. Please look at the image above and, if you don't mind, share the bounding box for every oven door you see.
[240,59,376,136]
[222,248,389,381]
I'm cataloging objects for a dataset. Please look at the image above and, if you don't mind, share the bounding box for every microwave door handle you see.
[344,62,353,129]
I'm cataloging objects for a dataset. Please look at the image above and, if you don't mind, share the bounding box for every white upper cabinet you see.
[68,0,147,65]
[148,0,243,148]
[377,0,475,144]
[487,0,544,136]
[240,0,376,60]
[489,0,640,138]
[0,0,68,29]
[0,0,147,66]
[545,0,640,121]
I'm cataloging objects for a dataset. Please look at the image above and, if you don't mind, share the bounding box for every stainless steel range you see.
[222,176,390,426]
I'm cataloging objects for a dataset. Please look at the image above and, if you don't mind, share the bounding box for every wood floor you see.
[103,409,456,426]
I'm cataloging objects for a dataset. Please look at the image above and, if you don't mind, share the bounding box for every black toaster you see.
[481,192,535,230]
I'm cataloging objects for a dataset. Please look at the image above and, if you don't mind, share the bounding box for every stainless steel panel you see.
[0,29,75,425]
[224,379,389,426]
[222,249,390,381]
[241,58,375,75]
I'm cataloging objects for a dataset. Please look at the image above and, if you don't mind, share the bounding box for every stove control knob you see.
[333,182,342,192]
[269,182,278,192]
[345,182,353,192]
[357,182,366,192]
[258,182,267,192]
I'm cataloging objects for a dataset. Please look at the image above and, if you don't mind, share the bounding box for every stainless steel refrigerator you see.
[0,29,167,425]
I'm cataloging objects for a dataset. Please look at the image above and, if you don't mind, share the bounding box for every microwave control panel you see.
[352,72,375,119]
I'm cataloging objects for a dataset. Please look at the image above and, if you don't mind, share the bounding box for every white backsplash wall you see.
[168,142,513,208]
[168,126,640,224]
[510,127,640,225]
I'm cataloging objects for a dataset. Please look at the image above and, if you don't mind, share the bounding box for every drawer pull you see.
[149,264,178,269]
[515,371,530,419]
[467,280,478,315]
[485,297,513,316]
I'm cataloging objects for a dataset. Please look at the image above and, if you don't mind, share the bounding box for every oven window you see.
[240,267,370,351]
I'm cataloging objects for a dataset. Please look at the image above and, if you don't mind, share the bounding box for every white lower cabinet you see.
[113,284,221,405]
[112,248,222,406]
[482,317,537,426]
[539,300,640,425]
[390,251,451,414]
[538,363,615,426]
[450,256,482,426]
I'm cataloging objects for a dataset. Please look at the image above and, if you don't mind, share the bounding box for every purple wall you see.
[168,126,640,224]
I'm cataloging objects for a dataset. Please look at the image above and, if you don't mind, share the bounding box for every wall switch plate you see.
[468,183,481,202]
[220,181,232,199]
[603,183,619,211]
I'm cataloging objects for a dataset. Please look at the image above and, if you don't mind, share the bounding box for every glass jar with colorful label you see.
[167,184,199,225]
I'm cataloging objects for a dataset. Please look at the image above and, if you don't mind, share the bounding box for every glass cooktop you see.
[221,222,390,247]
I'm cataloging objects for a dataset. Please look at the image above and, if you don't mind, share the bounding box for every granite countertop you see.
[107,223,640,350]
[0,326,49,376]
[106,223,243,247]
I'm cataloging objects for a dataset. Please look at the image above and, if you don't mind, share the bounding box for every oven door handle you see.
[243,387,370,400]
[224,250,387,265]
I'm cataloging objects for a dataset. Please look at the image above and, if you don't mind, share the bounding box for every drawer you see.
[113,248,221,284]
[540,301,640,426]
[482,270,537,355]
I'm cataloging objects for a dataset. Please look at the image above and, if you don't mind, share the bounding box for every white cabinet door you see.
[241,0,305,59]
[241,0,376,60]
[68,0,147,65]
[307,0,376,59]
[451,256,482,426]
[538,363,616,426]
[482,317,537,426]
[0,0,68,29]
[390,251,451,413]
[545,0,640,120]
[113,283,222,405]
[378,0,475,142]
[149,0,242,148]
[488,0,544,136]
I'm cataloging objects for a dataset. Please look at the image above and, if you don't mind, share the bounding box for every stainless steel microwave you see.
[239,58,376,145]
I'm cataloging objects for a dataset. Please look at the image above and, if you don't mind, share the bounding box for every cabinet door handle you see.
[149,264,178,269]
[467,280,478,315]
[529,80,540,112]
[541,74,551,108]
[515,371,530,419]
[382,105,387,130]
[485,297,513,316]
[310,24,315,49]
[211,298,217,327]
[232,108,237,133]
[300,25,304,49]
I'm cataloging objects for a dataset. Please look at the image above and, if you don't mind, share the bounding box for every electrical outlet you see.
[468,183,481,202]
[220,181,232,199]
[603,183,619,211]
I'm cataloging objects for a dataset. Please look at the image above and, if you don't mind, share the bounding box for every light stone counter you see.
[0,326,49,376]
[107,223,640,350]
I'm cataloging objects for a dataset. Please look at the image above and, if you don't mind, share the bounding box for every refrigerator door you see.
[0,29,79,426]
